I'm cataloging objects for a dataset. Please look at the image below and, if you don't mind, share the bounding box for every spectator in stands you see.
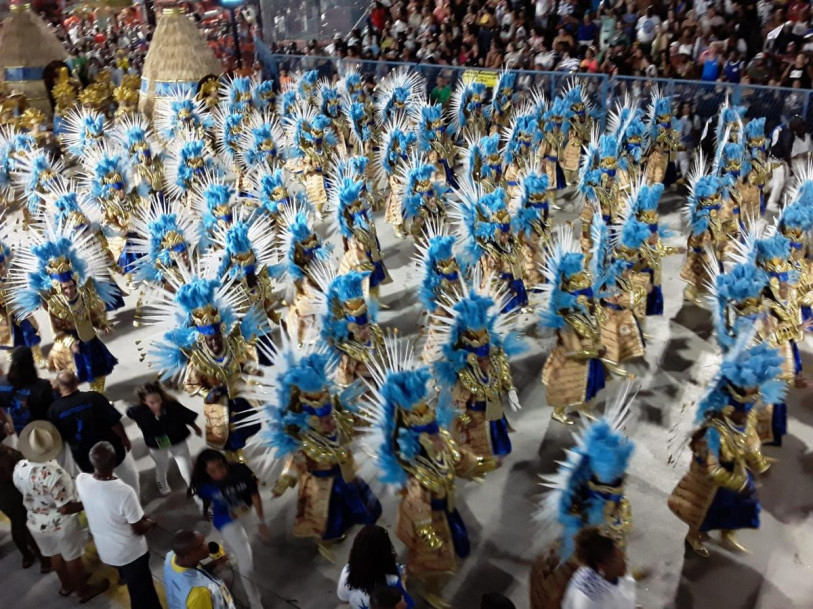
[723,49,745,82]
[699,41,723,81]
[577,12,597,51]
[746,52,771,84]
[636,6,661,52]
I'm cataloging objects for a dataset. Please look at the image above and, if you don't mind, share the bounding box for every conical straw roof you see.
[139,7,222,115]
[0,3,67,116]
[0,3,67,68]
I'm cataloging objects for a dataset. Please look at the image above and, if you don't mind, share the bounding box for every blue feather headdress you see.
[252,79,276,112]
[379,120,416,176]
[744,117,767,156]
[647,95,673,142]
[538,226,589,329]
[376,67,425,123]
[621,118,647,163]
[334,177,369,239]
[165,135,217,201]
[543,97,574,134]
[297,70,320,103]
[191,175,238,231]
[696,329,786,434]
[250,168,294,217]
[62,108,107,157]
[237,112,284,171]
[512,171,550,237]
[272,206,331,281]
[486,70,516,121]
[83,145,134,203]
[412,102,446,150]
[154,88,212,141]
[417,233,459,310]
[451,81,487,132]
[346,101,376,144]
[319,83,342,119]
[221,75,255,115]
[7,219,120,319]
[278,89,299,118]
[536,386,635,560]
[321,270,374,346]
[503,113,541,164]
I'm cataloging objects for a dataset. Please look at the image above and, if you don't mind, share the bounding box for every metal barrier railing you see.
[254,40,813,133]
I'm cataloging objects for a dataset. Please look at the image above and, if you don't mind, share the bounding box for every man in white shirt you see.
[636,7,661,47]
[13,421,108,603]
[76,441,161,609]
[562,528,636,609]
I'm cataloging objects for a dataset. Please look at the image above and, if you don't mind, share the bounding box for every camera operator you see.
[164,529,236,609]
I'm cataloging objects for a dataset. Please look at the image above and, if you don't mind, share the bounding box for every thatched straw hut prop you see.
[0,2,68,117]
[139,6,222,116]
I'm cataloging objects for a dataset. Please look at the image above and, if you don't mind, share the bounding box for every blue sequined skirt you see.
[663,161,678,187]
[369,259,387,288]
[489,416,512,457]
[320,467,382,540]
[802,305,812,325]
[225,397,261,451]
[500,275,528,313]
[586,358,606,402]
[767,402,787,447]
[701,471,760,532]
[430,498,470,558]
[441,158,458,189]
[73,336,117,382]
[117,234,144,275]
[646,284,664,316]
[12,319,40,347]
[791,340,802,375]
[555,163,566,190]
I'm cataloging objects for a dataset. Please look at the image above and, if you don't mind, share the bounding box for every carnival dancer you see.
[450,81,488,141]
[462,133,504,192]
[331,170,391,302]
[153,87,213,143]
[189,173,243,246]
[396,153,448,245]
[741,118,771,217]
[8,219,119,392]
[81,143,144,279]
[644,91,680,187]
[614,107,648,195]
[0,221,45,366]
[236,110,285,177]
[668,329,783,557]
[379,117,417,236]
[286,106,338,218]
[375,67,424,125]
[431,284,523,462]
[411,100,457,188]
[297,70,321,110]
[510,165,551,291]
[530,385,635,609]
[680,166,730,304]
[577,133,622,256]
[539,226,607,424]
[252,78,276,114]
[712,138,746,234]
[112,115,164,197]
[250,325,381,558]
[12,148,66,225]
[59,106,108,161]
[485,70,516,133]
[775,172,813,325]
[454,183,528,313]
[211,107,246,187]
[502,111,542,200]
[319,81,348,150]
[319,270,387,387]
[272,204,333,345]
[539,98,572,196]
[345,100,380,194]
[145,270,264,461]
[246,167,298,236]
[210,212,280,365]
[560,85,594,186]
[220,75,255,117]
[364,334,496,608]
[414,222,466,364]
[163,132,220,205]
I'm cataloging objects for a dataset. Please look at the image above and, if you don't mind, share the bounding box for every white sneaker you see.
[156,480,171,496]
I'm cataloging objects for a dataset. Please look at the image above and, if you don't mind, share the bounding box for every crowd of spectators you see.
[272,0,813,87]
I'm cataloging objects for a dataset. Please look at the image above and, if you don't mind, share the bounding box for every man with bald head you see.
[164,529,236,609]
[47,370,139,495]
[76,441,161,609]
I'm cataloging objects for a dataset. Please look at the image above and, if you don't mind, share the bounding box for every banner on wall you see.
[461,69,498,88]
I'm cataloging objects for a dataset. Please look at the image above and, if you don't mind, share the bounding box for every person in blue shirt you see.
[190,450,267,609]
[0,347,54,438]
[723,50,744,83]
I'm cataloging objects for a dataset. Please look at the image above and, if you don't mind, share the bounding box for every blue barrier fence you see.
[254,38,813,134]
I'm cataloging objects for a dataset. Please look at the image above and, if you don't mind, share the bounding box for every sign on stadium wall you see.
[462,69,498,88]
